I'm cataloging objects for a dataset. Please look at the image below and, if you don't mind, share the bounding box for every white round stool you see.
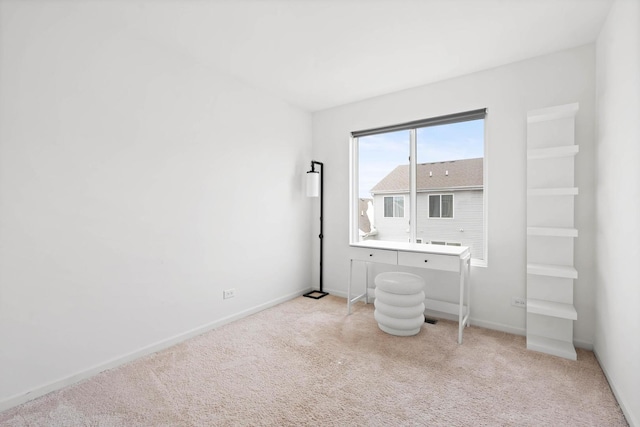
[374,272,425,336]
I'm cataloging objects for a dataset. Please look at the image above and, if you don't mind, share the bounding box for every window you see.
[350,109,486,261]
[384,196,404,217]
[429,194,453,218]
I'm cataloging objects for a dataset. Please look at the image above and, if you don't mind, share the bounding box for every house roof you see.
[370,158,483,194]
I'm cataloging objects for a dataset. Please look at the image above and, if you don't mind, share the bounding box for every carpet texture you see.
[0,296,628,426]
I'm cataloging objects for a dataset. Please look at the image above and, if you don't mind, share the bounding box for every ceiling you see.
[124,0,613,112]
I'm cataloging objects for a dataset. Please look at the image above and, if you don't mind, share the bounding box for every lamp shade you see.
[306,170,320,197]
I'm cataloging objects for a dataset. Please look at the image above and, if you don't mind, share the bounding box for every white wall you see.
[595,0,640,425]
[0,2,312,408]
[313,45,596,342]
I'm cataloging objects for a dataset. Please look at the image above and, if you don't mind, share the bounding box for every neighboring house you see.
[358,198,379,240]
[369,158,484,259]
[358,198,372,234]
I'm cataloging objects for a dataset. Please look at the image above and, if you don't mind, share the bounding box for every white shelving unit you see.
[526,102,579,360]
[527,263,578,279]
[527,145,579,160]
[527,188,578,197]
[527,227,578,238]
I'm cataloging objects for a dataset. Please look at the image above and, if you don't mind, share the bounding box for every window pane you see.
[352,113,485,260]
[358,130,410,242]
[429,195,440,218]
[416,119,484,259]
[394,196,404,217]
[441,195,453,218]
[384,197,393,217]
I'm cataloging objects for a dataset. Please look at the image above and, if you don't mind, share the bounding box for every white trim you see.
[428,193,455,219]
[0,289,307,413]
[349,136,359,243]
[417,185,483,192]
[467,317,526,336]
[383,195,405,218]
[573,338,593,351]
[410,129,417,242]
[594,350,638,427]
[482,115,489,267]
[349,112,487,264]
[372,186,483,195]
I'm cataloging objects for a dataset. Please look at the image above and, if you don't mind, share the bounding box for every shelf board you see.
[527,187,579,197]
[527,298,577,320]
[527,103,579,123]
[526,334,577,360]
[527,227,578,237]
[527,263,578,279]
[527,145,579,160]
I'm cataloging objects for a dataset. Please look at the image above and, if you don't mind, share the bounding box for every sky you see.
[358,119,484,198]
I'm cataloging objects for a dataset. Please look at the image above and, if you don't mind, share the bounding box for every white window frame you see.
[348,109,488,266]
[383,195,405,218]
[428,194,454,219]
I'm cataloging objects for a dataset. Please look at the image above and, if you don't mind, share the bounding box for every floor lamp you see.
[304,160,329,299]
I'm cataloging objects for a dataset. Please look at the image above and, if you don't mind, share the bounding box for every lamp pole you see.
[304,160,328,299]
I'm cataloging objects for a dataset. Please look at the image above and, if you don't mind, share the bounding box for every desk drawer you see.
[350,247,397,265]
[398,251,460,272]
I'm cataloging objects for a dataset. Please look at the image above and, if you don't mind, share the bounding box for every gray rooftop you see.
[370,158,483,194]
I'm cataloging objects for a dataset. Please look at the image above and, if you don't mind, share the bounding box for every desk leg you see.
[458,263,464,344]
[365,262,369,304]
[347,259,353,314]
[457,256,471,344]
[466,257,471,327]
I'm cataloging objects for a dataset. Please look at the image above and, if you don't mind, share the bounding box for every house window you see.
[350,109,486,262]
[384,196,404,217]
[428,194,453,218]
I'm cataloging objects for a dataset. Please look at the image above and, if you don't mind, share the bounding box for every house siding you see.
[371,194,411,242]
[417,190,483,259]
[370,190,484,259]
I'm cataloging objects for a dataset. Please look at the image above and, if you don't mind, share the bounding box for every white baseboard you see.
[0,289,308,413]
[573,338,594,351]
[468,318,526,336]
[594,349,637,427]
[324,287,347,299]
[334,290,525,336]
[332,291,595,351]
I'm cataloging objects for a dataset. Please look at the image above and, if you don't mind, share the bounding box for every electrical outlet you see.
[511,297,526,308]
[223,288,235,299]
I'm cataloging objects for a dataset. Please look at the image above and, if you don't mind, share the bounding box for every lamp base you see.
[303,290,329,300]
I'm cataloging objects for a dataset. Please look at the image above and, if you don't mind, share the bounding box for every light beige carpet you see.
[0,295,628,426]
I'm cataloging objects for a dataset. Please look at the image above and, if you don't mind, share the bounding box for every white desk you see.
[348,241,471,344]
